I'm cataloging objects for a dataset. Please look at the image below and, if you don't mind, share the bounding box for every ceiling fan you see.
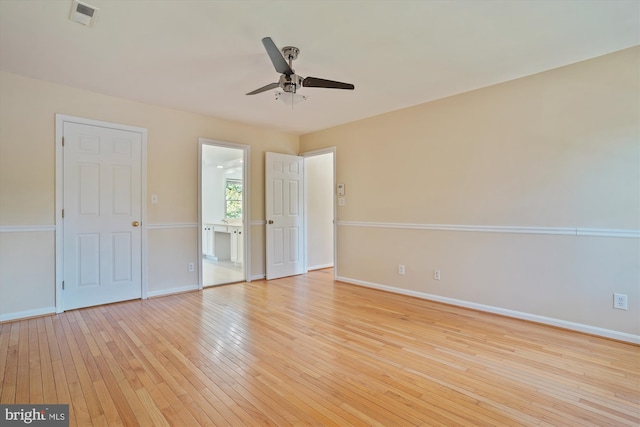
[246,37,355,96]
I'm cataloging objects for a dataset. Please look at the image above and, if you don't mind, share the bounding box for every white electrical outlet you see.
[434,269,441,280]
[613,293,628,310]
[398,264,405,275]
[188,262,195,272]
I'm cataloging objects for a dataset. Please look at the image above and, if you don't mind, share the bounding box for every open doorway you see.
[199,139,250,287]
[303,148,335,274]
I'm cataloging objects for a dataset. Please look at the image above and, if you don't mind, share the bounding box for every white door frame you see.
[198,138,251,288]
[301,147,337,278]
[55,114,148,313]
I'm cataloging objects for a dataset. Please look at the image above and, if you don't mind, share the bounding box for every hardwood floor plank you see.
[15,320,30,403]
[36,317,56,403]
[92,378,125,427]
[92,353,139,427]
[154,382,203,427]
[0,322,19,404]
[0,323,11,387]
[44,316,72,412]
[52,314,91,427]
[135,387,170,427]
[28,319,43,403]
[1,269,638,426]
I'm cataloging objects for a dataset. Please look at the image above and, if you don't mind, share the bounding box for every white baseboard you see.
[335,275,640,345]
[250,274,266,281]
[147,284,199,298]
[0,307,57,323]
[308,263,334,271]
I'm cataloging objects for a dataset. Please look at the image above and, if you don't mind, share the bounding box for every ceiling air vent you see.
[69,0,99,27]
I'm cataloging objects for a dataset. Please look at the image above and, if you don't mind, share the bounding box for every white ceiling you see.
[1,0,638,135]
[202,144,243,168]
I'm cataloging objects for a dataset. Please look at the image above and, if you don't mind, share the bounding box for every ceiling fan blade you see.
[261,37,293,76]
[246,82,279,95]
[303,77,354,90]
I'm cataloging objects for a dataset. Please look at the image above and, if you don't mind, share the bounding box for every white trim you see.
[336,221,639,239]
[41,220,637,243]
[147,284,199,298]
[198,142,203,291]
[301,147,337,158]
[250,274,266,281]
[140,126,148,300]
[577,228,640,239]
[335,275,640,344]
[55,114,148,312]
[0,225,55,233]
[0,307,56,323]
[55,115,63,313]
[146,223,198,230]
[308,263,334,271]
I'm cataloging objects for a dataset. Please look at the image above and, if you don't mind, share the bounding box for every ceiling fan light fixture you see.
[275,91,307,106]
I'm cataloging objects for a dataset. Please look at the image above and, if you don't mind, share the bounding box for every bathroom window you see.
[225,179,242,219]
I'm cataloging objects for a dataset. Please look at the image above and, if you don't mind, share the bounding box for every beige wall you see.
[0,232,55,316]
[0,71,298,319]
[300,47,640,338]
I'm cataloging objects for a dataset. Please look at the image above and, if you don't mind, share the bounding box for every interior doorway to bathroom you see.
[199,139,249,287]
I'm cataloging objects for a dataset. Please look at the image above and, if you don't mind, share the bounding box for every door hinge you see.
[62,281,65,290]
[62,136,64,147]
[62,209,64,218]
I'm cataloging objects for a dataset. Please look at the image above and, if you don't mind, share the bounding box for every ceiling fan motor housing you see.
[279,74,303,93]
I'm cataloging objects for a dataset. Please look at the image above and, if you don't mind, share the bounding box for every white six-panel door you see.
[62,121,143,310]
[265,152,304,279]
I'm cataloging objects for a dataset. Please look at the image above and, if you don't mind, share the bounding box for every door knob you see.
[268,220,274,224]
[132,221,140,227]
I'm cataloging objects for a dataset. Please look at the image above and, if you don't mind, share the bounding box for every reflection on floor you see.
[203,258,244,287]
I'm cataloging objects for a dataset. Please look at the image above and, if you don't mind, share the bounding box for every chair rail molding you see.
[0,225,56,233]
[336,221,640,239]
[146,223,199,230]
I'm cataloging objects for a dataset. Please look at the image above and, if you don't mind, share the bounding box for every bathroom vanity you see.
[203,222,243,265]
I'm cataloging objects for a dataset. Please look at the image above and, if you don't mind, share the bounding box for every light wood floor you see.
[1,269,638,426]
